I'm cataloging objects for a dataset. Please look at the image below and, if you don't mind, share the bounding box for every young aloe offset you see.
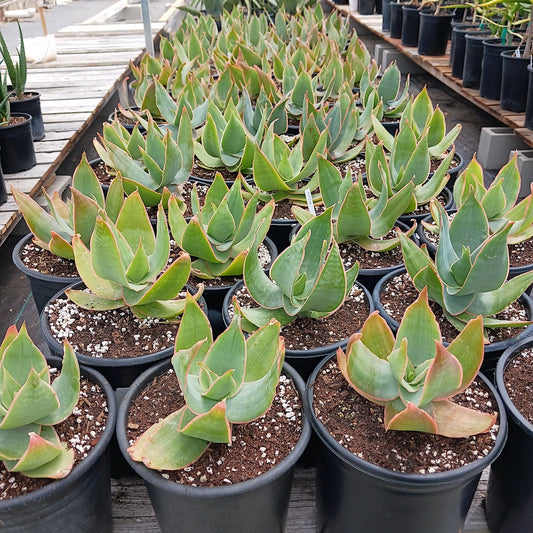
[240,208,359,329]
[452,155,533,244]
[168,174,275,279]
[66,192,197,320]
[94,112,194,208]
[338,288,496,438]
[371,87,462,159]
[365,120,454,213]
[12,154,124,259]
[0,324,80,478]
[128,294,284,470]
[400,192,533,331]
[293,156,416,251]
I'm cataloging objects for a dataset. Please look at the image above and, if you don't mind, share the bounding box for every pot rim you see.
[496,337,533,437]
[0,355,116,510]
[39,280,201,369]
[221,279,374,357]
[116,359,311,497]
[306,352,508,486]
[372,266,533,353]
[12,233,82,283]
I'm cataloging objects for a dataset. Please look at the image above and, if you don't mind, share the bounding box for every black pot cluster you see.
[449,26,533,127]
[387,3,454,56]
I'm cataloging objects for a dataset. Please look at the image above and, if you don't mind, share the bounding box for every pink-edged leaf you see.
[419,342,462,406]
[385,402,438,434]
[446,315,484,392]
[359,311,395,360]
[432,399,497,438]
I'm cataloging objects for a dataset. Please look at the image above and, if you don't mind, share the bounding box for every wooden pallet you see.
[0,13,166,246]
[110,466,490,532]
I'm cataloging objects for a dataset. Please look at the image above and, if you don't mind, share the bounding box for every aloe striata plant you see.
[0,324,80,478]
[66,191,199,320]
[127,293,284,469]
[240,208,359,329]
[400,192,533,332]
[94,112,194,208]
[168,173,274,279]
[12,154,124,259]
[338,287,496,438]
[293,156,416,252]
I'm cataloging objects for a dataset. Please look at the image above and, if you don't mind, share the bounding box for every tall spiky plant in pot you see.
[306,288,507,533]
[115,294,311,533]
[0,22,45,141]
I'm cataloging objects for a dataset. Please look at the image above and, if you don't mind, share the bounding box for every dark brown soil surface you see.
[91,159,115,186]
[503,347,533,424]
[339,237,404,270]
[313,358,499,474]
[126,368,303,486]
[230,283,371,350]
[0,376,108,499]
[45,297,181,359]
[379,271,529,344]
[192,159,249,182]
[19,240,78,277]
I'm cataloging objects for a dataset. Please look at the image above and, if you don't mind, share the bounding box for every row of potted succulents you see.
[3,4,533,531]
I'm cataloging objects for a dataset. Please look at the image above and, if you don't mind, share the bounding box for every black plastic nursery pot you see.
[39,280,206,389]
[417,12,454,56]
[401,5,423,48]
[389,2,406,39]
[479,39,522,101]
[381,0,392,31]
[372,267,533,376]
[358,0,375,15]
[359,0,375,14]
[485,337,533,532]
[462,31,492,89]
[0,164,8,206]
[116,359,311,533]
[500,49,530,113]
[9,92,45,141]
[267,218,297,252]
[526,64,533,131]
[306,354,508,533]
[0,355,116,533]
[450,24,481,78]
[0,112,36,174]
[12,233,82,314]
[222,280,374,381]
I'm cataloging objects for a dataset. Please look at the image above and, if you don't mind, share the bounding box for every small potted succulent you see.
[116,294,311,533]
[0,22,44,141]
[168,173,276,333]
[396,192,533,372]
[365,120,455,222]
[0,324,116,532]
[306,288,507,532]
[0,67,35,174]
[223,208,373,378]
[11,154,119,312]
[39,191,202,388]
[419,155,533,275]
[293,155,417,290]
